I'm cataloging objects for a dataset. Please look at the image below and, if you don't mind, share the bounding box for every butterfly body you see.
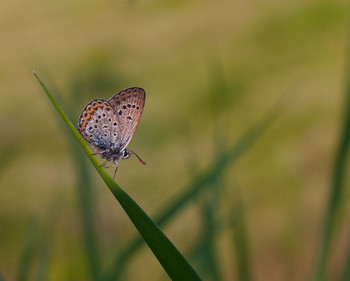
[78,87,146,176]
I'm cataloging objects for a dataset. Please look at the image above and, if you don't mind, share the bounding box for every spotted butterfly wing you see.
[107,87,145,150]
[78,99,120,153]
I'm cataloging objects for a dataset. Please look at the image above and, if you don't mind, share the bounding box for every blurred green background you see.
[1,0,350,280]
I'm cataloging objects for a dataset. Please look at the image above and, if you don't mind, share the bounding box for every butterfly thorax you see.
[100,148,130,161]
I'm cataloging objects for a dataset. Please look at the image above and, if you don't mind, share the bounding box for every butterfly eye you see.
[123,150,129,157]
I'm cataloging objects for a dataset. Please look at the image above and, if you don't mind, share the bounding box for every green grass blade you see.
[72,144,101,281]
[340,242,350,281]
[105,91,288,281]
[34,71,202,281]
[337,41,350,281]
[316,53,350,281]
[207,54,230,154]
[0,145,21,174]
[35,234,53,281]
[67,86,102,280]
[17,220,38,281]
[231,192,251,281]
[155,88,286,228]
[35,196,61,281]
[67,103,101,281]
[194,187,223,281]
[38,70,103,280]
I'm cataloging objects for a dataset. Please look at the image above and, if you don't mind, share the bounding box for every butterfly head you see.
[121,149,131,160]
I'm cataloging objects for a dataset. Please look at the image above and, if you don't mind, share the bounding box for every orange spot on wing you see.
[82,121,87,127]
[93,104,98,108]
[88,108,94,113]
[84,113,91,120]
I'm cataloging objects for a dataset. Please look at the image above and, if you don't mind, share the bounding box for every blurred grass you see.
[34,199,59,281]
[72,136,101,281]
[340,240,350,281]
[231,191,251,281]
[35,64,104,281]
[1,1,349,280]
[194,186,222,281]
[338,40,350,281]
[315,38,350,281]
[16,199,59,281]
[69,71,104,281]
[17,221,38,281]
[105,88,287,281]
[0,145,21,176]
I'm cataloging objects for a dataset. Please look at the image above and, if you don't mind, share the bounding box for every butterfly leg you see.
[92,149,109,156]
[113,162,118,179]
[100,158,111,168]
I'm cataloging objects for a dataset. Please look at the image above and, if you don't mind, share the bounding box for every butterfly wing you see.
[107,87,145,150]
[78,99,120,153]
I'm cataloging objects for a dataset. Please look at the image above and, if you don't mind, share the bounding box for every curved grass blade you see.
[105,89,290,281]
[72,143,101,281]
[231,191,251,281]
[0,145,21,175]
[35,195,60,281]
[17,220,38,281]
[36,69,103,280]
[340,240,350,281]
[67,94,102,281]
[314,86,350,281]
[33,71,202,281]
[315,48,350,281]
[194,186,223,281]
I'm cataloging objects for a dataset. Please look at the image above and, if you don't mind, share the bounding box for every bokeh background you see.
[1,0,350,280]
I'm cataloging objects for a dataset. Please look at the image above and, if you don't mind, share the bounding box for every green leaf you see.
[34,71,202,281]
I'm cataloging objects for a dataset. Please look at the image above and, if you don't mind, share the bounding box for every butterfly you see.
[78,87,146,178]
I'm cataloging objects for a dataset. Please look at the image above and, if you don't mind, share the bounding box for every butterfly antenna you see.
[129,150,146,165]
